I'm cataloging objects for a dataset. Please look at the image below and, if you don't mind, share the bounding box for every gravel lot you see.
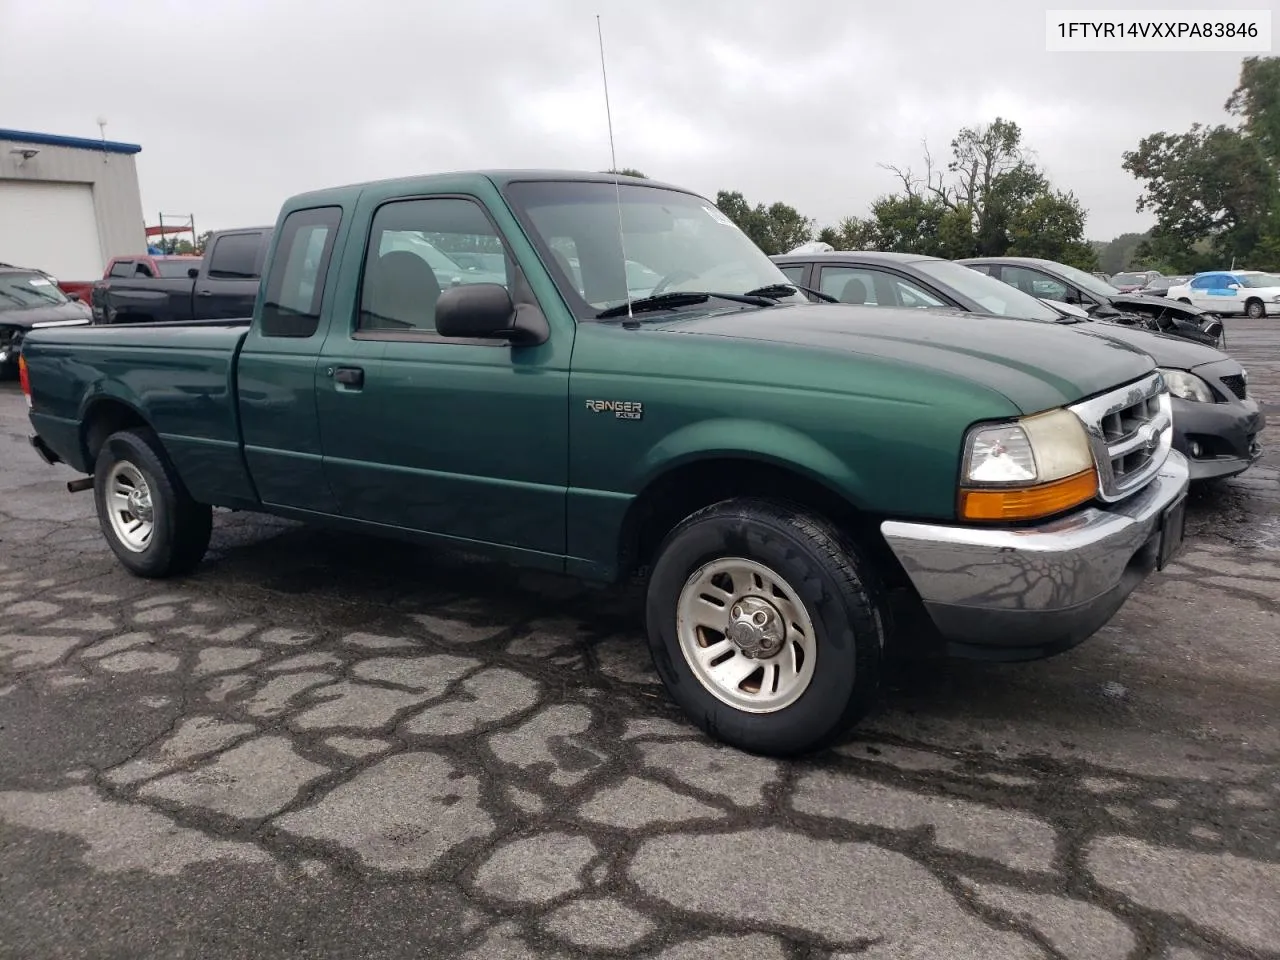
[1,319,1278,960]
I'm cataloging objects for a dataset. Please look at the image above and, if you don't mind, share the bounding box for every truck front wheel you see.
[93,428,212,578]
[644,497,887,757]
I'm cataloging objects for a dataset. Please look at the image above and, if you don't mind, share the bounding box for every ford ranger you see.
[19,170,1190,756]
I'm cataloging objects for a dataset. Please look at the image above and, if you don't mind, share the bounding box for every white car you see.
[1166,270,1280,319]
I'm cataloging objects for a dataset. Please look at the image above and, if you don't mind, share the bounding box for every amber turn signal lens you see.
[959,468,1098,522]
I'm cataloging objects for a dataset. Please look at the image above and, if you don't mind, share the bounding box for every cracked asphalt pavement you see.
[2,319,1279,959]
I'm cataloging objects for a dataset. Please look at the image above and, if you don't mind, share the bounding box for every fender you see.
[78,388,154,468]
[632,417,866,509]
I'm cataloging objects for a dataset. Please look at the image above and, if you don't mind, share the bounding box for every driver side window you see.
[358,197,511,336]
[817,266,880,305]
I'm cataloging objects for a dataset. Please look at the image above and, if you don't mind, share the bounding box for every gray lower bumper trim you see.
[880,450,1189,655]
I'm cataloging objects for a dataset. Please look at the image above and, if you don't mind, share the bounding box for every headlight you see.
[959,407,1098,521]
[1159,368,1214,403]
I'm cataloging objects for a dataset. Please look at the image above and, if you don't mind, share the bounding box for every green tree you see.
[817,215,880,250]
[1226,56,1280,163]
[1006,192,1098,269]
[1122,124,1274,267]
[603,168,648,178]
[714,190,814,254]
[1095,231,1150,274]
[830,119,1096,267]
[1123,55,1280,270]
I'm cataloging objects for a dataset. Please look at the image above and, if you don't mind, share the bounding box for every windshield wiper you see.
[596,291,776,320]
[744,282,838,303]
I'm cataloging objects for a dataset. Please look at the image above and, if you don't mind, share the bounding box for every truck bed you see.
[22,318,257,505]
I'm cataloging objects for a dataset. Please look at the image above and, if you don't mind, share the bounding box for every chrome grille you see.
[1068,371,1172,503]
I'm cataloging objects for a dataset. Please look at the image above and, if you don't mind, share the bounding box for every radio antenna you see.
[596,14,634,323]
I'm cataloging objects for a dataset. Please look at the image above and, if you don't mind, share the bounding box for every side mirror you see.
[188,267,200,279]
[1227,282,1241,290]
[67,292,81,302]
[435,283,549,345]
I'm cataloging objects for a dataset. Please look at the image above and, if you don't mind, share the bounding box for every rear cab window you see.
[208,233,265,280]
[259,208,342,338]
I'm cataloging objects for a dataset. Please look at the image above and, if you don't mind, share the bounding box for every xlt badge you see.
[586,399,643,420]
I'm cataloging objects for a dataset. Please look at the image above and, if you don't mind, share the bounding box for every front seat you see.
[363,251,443,330]
[839,277,868,304]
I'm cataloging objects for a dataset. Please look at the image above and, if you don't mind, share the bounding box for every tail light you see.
[18,354,32,407]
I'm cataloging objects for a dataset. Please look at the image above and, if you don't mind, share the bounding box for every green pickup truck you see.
[20,170,1190,756]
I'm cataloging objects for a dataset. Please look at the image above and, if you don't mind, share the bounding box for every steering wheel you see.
[650,269,699,296]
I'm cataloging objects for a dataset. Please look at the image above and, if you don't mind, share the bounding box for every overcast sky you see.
[0,0,1256,241]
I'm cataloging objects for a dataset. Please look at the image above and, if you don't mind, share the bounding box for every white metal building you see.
[0,128,147,282]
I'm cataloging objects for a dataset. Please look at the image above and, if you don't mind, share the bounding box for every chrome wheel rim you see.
[105,461,155,552]
[675,557,818,714]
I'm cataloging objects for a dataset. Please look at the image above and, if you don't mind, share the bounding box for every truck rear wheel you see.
[93,427,212,578]
[644,497,887,757]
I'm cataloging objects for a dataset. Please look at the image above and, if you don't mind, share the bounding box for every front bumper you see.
[1172,397,1264,480]
[880,450,1190,662]
[1172,361,1266,481]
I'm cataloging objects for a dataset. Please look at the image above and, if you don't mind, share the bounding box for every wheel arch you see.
[616,450,904,589]
[79,395,154,470]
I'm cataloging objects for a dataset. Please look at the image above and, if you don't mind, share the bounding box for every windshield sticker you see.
[28,277,53,287]
[703,205,734,227]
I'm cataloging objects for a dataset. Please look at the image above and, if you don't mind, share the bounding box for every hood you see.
[1065,318,1226,369]
[1104,293,1211,317]
[647,302,1155,414]
[0,298,92,329]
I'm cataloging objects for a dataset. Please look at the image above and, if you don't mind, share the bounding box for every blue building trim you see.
[0,128,142,156]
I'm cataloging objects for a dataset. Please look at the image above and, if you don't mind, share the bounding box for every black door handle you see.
[333,366,364,387]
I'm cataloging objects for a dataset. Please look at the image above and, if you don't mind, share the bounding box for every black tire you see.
[1245,298,1265,319]
[1176,297,1193,305]
[92,427,212,578]
[644,497,888,757]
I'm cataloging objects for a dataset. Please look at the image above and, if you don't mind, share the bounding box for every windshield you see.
[502,180,806,317]
[916,259,1062,322]
[1238,272,1280,288]
[0,271,68,311]
[1052,261,1121,297]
